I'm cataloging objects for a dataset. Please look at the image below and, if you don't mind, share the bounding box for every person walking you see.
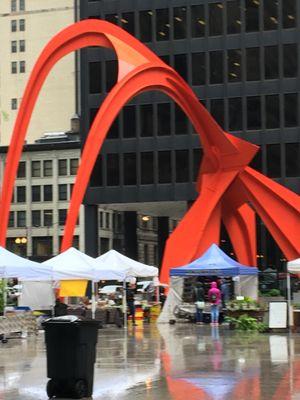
[193,282,205,324]
[126,282,137,326]
[208,281,221,326]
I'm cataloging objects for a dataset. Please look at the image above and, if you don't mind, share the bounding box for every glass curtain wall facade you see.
[80,0,299,271]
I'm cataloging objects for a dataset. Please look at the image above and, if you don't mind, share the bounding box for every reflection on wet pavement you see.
[0,324,300,399]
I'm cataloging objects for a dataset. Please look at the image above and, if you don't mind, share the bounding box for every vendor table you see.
[0,311,38,338]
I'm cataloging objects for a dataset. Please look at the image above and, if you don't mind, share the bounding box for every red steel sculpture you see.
[0,20,299,284]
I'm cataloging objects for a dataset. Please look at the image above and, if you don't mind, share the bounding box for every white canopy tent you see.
[287,258,300,327]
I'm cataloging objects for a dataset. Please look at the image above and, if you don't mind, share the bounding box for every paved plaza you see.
[0,324,299,399]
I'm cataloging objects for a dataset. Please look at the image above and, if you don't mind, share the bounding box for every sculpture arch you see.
[0,20,299,284]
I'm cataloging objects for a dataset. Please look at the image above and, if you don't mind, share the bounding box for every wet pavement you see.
[0,324,300,399]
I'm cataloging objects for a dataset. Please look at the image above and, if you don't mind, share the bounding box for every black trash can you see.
[43,316,99,399]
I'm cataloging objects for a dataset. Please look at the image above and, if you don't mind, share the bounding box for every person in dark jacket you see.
[54,298,68,317]
[193,282,205,324]
[126,283,137,326]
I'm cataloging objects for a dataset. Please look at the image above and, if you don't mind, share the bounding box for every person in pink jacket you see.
[208,281,221,325]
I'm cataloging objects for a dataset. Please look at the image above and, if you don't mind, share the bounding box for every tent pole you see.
[91,281,96,320]
[287,272,292,329]
[123,280,127,330]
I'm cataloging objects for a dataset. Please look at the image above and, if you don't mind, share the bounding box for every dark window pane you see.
[90,155,103,186]
[139,10,153,42]
[124,153,137,185]
[70,159,79,175]
[264,46,279,79]
[227,1,242,34]
[43,160,52,177]
[89,62,102,94]
[44,210,53,227]
[192,53,205,85]
[193,149,203,181]
[19,19,25,31]
[105,60,117,92]
[89,108,98,127]
[11,20,17,32]
[59,184,68,201]
[264,0,278,30]
[157,103,171,136]
[108,117,119,139]
[250,150,262,172]
[17,161,26,178]
[282,0,297,29]
[158,151,171,183]
[11,0,17,12]
[176,150,189,183]
[17,186,26,202]
[140,104,153,137]
[283,44,298,78]
[209,3,223,36]
[246,48,260,81]
[173,7,187,39]
[17,211,26,227]
[227,49,242,82]
[11,40,17,53]
[174,54,187,81]
[19,60,25,73]
[246,0,259,32]
[123,106,136,138]
[32,186,41,202]
[20,0,25,11]
[141,152,154,184]
[32,237,52,257]
[11,62,17,74]
[191,5,205,38]
[121,12,135,36]
[32,210,41,227]
[58,159,67,176]
[267,144,281,178]
[160,55,170,65]
[210,99,224,128]
[175,104,188,135]
[284,93,298,127]
[105,13,118,25]
[59,209,67,226]
[8,211,14,228]
[247,96,261,130]
[19,40,25,52]
[107,154,119,186]
[156,9,169,41]
[229,97,243,131]
[265,95,280,129]
[286,143,300,177]
[210,51,224,84]
[43,185,53,201]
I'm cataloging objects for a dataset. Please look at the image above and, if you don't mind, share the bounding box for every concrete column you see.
[124,211,138,259]
[157,217,169,268]
[84,204,98,257]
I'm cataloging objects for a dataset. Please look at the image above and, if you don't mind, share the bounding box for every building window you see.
[105,13,118,25]
[140,104,153,137]
[193,149,203,181]
[105,213,110,229]
[210,99,225,129]
[191,5,205,38]
[250,150,262,172]
[11,40,17,53]
[58,184,68,201]
[16,186,26,202]
[121,12,135,36]
[43,210,53,227]
[19,40,25,52]
[246,48,260,81]
[17,210,26,227]
[70,158,79,175]
[100,237,110,253]
[105,60,117,92]
[174,54,187,81]
[175,150,189,183]
[11,0,17,12]
[11,98,17,110]
[209,51,224,84]
[209,3,223,36]
[144,244,149,264]
[264,0,278,30]
[43,185,53,202]
[19,19,25,31]
[19,0,25,11]
[124,153,137,185]
[43,160,52,176]
[245,0,259,32]
[157,103,171,136]
[282,0,296,29]
[267,144,281,178]
[247,96,261,130]
[229,97,243,131]
[123,106,136,138]
[284,93,298,127]
[58,159,67,176]
[59,209,67,226]
[31,160,41,177]
[107,154,119,186]
[17,161,26,178]
[11,62,17,74]
[19,61,25,73]
[107,117,119,139]
[32,237,52,257]
[264,46,279,80]
[11,20,17,32]
[265,95,280,129]
[156,9,169,41]
[227,1,241,34]
[286,143,300,177]
[227,49,242,82]
[175,104,188,135]
[173,7,187,40]
[32,210,41,227]
[139,10,153,42]
[140,152,154,184]
[283,44,298,78]
[32,185,41,202]
[192,53,205,85]
[158,151,171,183]
[8,211,14,228]
[89,62,101,94]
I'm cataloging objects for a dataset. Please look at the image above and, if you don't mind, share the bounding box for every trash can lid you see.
[44,315,80,323]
